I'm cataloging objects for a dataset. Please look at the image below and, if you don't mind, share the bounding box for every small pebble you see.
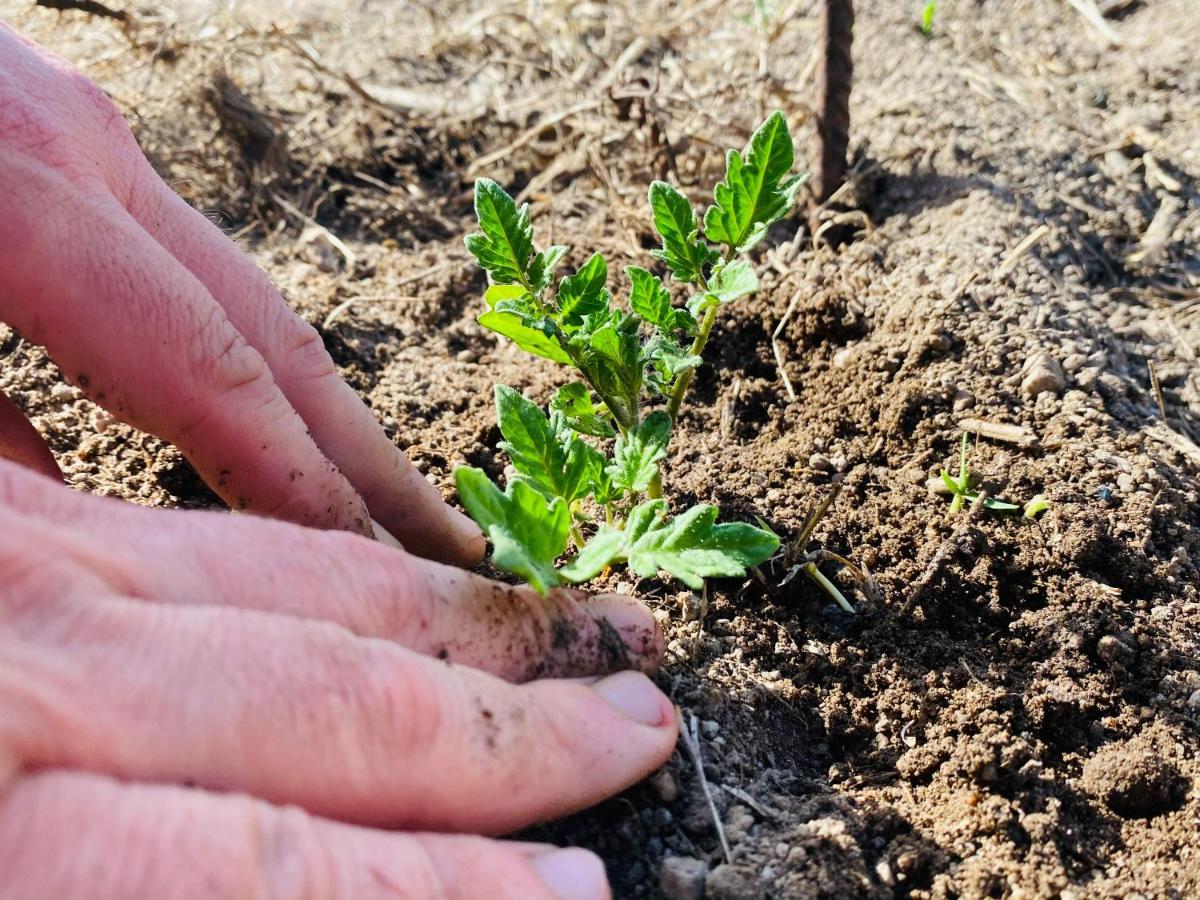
[660,856,707,900]
[650,768,679,804]
[1021,351,1066,396]
[706,863,761,900]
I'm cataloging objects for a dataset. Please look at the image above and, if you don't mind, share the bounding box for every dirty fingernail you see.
[592,671,670,727]
[529,848,610,900]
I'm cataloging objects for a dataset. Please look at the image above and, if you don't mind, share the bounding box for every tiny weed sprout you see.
[455,112,807,595]
[920,0,937,36]
[1023,494,1050,519]
[940,431,1049,519]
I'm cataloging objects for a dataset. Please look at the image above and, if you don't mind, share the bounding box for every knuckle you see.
[274,312,338,386]
[345,541,432,641]
[360,652,447,789]
[251,803,340,898]
[277,639,444,795]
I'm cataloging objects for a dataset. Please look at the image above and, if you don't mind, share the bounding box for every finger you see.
[13,592,678,832]
[125,172,484,566]
[0,389,61,481]
[0,462,662,680]
[0,771,610,900]
[0,153,371,535]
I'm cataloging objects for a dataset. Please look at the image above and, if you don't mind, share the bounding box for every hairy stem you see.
[665,302,719,421]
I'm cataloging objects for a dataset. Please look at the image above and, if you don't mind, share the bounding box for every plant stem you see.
[570,523,585,549]
[647,472,663,499]
[804,561,855,613]
[666,302,719,421]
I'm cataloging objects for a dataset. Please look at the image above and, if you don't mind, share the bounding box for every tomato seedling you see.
[455,112,806,594]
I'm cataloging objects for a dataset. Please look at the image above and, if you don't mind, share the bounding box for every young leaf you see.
[627,266,672,326]
[708,260,759,303]
[477,311,571,364]
[608,411,671,493]
[484,283,530,310]
[626,499,669,543]
[703,111,808,253]
[555,252,610,327]
[560,528,625,582]
[627,504,781,589]
[529,245,568,296]
[648,182,718,284]
[464,179,535,285]
[495,386,591,503]
[643,334,703,396]
[454,467,569,595]
[920,0,936,36]
[686,292,719,320]
[551,382,615,438]
[569,311,643,421]
[627,266,695,334]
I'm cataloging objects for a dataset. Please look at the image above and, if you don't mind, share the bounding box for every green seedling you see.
[920,0,937,36]
[456,112,807,595]
[774,482,876,614]
[1023,494,1050,519]
[939,431,1044,517]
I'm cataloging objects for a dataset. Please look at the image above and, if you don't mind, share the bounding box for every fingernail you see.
[447,505,485,552]
[529,848,610,900]
[371,518,404,549]
[592,671,669,727]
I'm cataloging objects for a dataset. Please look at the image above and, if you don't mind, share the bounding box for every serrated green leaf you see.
[529,245,568,296]
[703,111,808,252]
[556,252,610,327]
[483,283,529,309]
[464,179,535,284]
[648,182,718,284]
[551,383,615,438]
[626,499,669,543]
[608,411,671,493]
[560,528,625,582]
[495,386,592,503]
[627,266,673,326]
[569,311,642,420]
[708,260,759,303]
[477,311,571,364]
[626,504,781,589]
[454,467,569,595]
[642,333,703,396]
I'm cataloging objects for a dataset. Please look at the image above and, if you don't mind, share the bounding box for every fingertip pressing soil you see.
[3,0,1198,896]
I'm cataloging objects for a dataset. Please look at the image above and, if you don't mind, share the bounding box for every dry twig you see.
[678,709,732,864]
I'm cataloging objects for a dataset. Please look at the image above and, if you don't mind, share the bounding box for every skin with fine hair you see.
[0,24,678,899]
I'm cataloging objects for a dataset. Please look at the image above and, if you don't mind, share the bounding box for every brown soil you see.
[3,0,1199,897]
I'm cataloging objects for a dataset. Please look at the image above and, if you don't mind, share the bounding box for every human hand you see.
[0,459,675,897]
[0,24,482,566]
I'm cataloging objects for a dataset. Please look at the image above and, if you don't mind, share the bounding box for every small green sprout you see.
[920,0,937,36]
[457,112,807,595]
[1023,494,1050,519]
[939,432,1021,516]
